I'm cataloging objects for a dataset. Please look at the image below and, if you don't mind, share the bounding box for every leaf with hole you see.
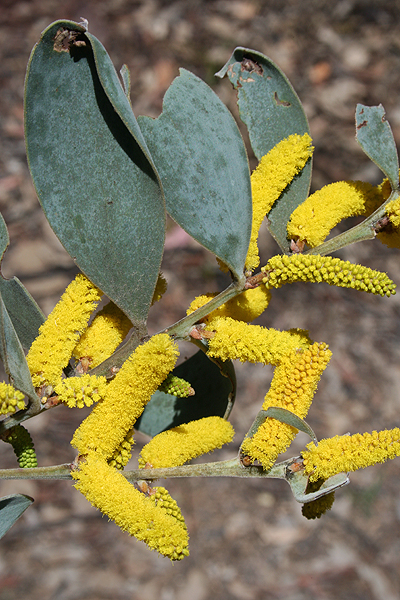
[24,20,165,330]
[216,47,312,253]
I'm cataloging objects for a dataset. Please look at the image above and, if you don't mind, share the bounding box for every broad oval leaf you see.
[356,104,399,191]
[216,47,312,253]
[0,293,38,401]
[0,494,34,539]
[0,213,44,350]
[138,69,252,281]
[135,349,236,437]
[24,21,165,329]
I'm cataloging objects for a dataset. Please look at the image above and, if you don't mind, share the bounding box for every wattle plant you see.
[1,19,400,559]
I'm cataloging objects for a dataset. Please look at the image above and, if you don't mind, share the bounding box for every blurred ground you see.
[1,1,400,599]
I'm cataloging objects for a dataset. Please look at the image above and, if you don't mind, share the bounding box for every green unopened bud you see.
[4,425,38,468]
[159,374,194,398]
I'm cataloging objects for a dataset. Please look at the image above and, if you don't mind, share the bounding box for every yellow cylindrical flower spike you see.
[302,428,400,482]
[206,317,311,365]
[246,133,313,271]
[241,342,331,471]
[27,274,102,388]
[149,487,187,529]
[54,375,108,408]
[0,383,25,415]
[287,180,385,248]
[262,254,396,297]
[73,301,132,368]
[108,428,135,470]
[138,416,234,468]
[72,452,189,560]
[187,286,271,325]
[71,333,179,458]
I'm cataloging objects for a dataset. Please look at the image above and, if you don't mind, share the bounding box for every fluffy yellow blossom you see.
[206,317,311,365]
[241,342,331,470]
[246,133,313,271]
[72,334,179,458]
[108,428,134,470]
[302,492,335,520]
[262,254,396,297]
[54,375,108,408]
[138,416,234,468]
[287,180,384,248]
[72,452,189,560]
[303,428,400,482]
[187,286,271,324]
[27,274,102,388]
[0,383,25,415]
[73,302,132,368]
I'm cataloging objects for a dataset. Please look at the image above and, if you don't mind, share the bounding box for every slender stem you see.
[0,457,288,481]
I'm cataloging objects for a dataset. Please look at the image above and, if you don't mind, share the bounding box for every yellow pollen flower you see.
[245,133,313,271]
[139,416,234,468]
[72,452,189,560]
[302,428,400,482]
[0,383,25,415]
[71,333,179,458]
[73,301,132,368]
[287,180,385,248]
[108,428,135,470]
[27,274,102,388]
[54,375,108,408]
[262,254,396,297]
[241,342,331,470]
[149,486,187,528]
[186,286,271,324]
[206,317,311,365]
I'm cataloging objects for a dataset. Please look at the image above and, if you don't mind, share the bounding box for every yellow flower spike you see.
[54,374,108,409]
[206,316,311,365]
[149,487,187,529]
[27,274,102,388]
[302,428,400,482]
[262,254,396,297]
[73,301,132,369]
[287,180,385,248]
[138,416,234,468]
[246,133,313,271]
[241,342,331,470]
[71,333,179,458]
[108,428,135,470]
[186,286,271,325]
[72,452,189,560]
[0,383,25,415]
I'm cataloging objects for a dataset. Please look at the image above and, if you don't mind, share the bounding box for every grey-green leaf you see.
[0,293,38,401]
[0,494,34,539]
[135,350,235,437]
[0,212,44,350]
[216,47,312,253]
[355,104,399,191]
[138,69,252,281]
[24,21,165,329]
[264,407,318,445]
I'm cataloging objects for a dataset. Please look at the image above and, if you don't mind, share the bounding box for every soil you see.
[1,1,400,599]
